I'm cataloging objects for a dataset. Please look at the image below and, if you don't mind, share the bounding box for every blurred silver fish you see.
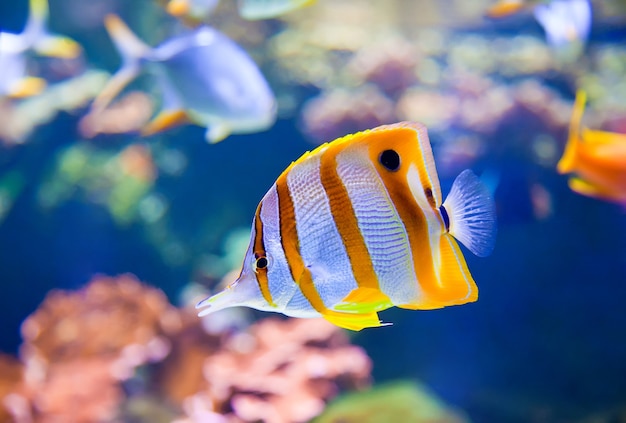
[0,0,82,98]
[486,0,591,51]
[92,14,276,143]
[533,0,591,49]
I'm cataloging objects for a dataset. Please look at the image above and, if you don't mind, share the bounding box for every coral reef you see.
[300,85,396,144]
[175,318,371,423]
[0,274,373,423]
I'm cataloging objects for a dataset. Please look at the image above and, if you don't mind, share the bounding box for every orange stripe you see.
[275,174,329,314]
[253,203,274,306]
[365,128,445,304]
[319,146,380,290]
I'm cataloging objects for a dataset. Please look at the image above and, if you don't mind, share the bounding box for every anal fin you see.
[322,309,388,331]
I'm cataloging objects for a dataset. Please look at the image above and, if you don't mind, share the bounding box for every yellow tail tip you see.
[485,0,526,18]
[166,0,190,17]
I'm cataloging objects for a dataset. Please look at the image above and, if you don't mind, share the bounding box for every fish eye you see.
[253,253,269,272]
[379,149,400,171]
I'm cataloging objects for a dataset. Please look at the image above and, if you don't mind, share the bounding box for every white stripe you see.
[258,185,300,309]
[336,148,421,305]
[406,164,445,285]
[286,153,359,309]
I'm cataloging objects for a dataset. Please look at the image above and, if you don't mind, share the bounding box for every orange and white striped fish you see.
[197,122,497,330]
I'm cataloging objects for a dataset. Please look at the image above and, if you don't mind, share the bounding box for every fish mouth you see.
[195,288,232,316]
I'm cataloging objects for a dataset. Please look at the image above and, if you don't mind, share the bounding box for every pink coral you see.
[78,91,153,138]
[176,318,372,423]
[0,274,373,423]
[347,38,418,97]
[3,274,181,423]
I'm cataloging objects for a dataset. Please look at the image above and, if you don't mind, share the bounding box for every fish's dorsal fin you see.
[442,169,497,257]
[557,90,586,174]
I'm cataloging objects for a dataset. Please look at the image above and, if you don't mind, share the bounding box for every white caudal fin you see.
[442,169,497,257]
[23,0,49,44]
[91,14,151,112]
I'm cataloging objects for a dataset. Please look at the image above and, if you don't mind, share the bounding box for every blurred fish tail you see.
[557,90,587,174]
[92,14,151,112]
[442,169,497,258]
[23,0,49,41]
[24,0,82,59]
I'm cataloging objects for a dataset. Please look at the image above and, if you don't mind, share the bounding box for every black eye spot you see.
[425,187,433,200]
[379,149,400,171]
[255,256,268,270]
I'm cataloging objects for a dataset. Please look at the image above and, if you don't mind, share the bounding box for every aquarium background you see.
[1,0,626,422]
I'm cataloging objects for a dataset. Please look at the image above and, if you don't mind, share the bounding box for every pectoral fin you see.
[205,123,232,143]
[334,287,393,314]
[141,109,190,136]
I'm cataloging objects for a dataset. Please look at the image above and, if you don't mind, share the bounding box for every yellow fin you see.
[9,77,46,98]
[322,310,388,331]
[334,287,393,314]
[485,0,526,18]
[34,36,82,59]
[400,234,477,310]
[568,177,625,203]
[141,109,191,136]
[166,0,190,17]
[581,128,626,146]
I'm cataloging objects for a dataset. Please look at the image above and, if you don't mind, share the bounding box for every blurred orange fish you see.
[485,0,527,18]
[557,90,626,205]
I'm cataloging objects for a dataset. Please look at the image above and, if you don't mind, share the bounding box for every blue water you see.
[1,1,626,421]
